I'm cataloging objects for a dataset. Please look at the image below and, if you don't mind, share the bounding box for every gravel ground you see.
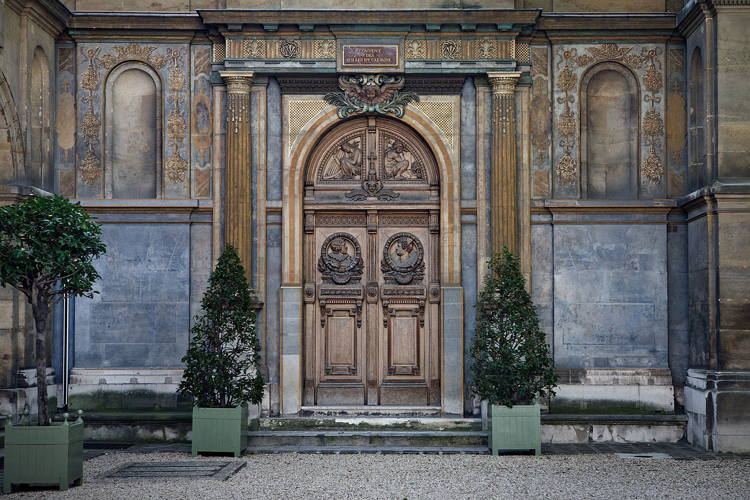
[6,452,750,499]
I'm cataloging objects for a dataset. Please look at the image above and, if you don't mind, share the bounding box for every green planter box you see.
[191,405,248,457]
[3,413,84,493]
[488,403,541,456]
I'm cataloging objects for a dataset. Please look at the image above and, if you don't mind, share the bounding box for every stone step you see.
[259,416,483,432]
[541,414,688,443]
[248,429,488,447]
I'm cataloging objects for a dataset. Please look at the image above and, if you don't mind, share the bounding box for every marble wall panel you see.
[666,45,687,197]
[191,44,212,198]
[55,44,76,197]
[460,78,476,200]
[74,223,191,368]
[553,224,669,368]
[530,45,552,199]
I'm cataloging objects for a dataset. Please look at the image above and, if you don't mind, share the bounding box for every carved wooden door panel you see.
[302,116,440,407]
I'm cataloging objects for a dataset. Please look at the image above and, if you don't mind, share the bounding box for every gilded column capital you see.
[487,71,522,94]
[219,71,255,92]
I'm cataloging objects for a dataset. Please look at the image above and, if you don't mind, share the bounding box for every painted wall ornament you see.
[324,75,420,119]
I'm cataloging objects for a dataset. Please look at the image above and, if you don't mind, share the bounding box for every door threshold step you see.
[250,430,486,437]
[244,445,489,455]
[259,417,482,431]
[300,406,442,417]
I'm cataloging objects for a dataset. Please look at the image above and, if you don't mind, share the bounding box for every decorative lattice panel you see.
[288,100,330,153]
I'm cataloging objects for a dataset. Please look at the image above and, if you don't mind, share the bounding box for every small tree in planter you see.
[178,244,264,456]
[470,248,558,455]
[0,194,105,492]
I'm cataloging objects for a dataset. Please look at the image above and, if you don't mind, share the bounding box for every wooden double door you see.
[302,209,440,406]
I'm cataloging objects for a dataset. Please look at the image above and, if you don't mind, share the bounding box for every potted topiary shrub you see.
[178,244,264,457]
[470,248,558,456]
[0,194,106,492]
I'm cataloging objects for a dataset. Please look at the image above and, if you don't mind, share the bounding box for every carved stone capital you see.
[487,71,522,94]
[220,71,255,92]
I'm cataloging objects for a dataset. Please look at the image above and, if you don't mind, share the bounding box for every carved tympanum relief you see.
[319,136,364,181]
[552,43,666,195]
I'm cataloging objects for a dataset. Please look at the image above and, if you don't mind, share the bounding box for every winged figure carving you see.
[324,74,420,118]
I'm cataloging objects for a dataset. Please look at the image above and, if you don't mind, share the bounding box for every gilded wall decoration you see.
[554,48,579,186]
[552,42,667,195]
[475,39,499,59]
[324,75,420,119]
[516,42,531,64]
[76,42,190,196]
[666,46,687,197]
[55,45,76,197]
[79,46,103,186]
[165,47,188,183]
[530,45,551,199]
[404,39,426,59]
[243,39,267,59]
[409,100,456,151]
[279,39,301,59]
[287,99,329,154]
[440,39,461,59]
[314,39,336,59]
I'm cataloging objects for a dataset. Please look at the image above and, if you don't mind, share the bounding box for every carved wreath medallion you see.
[318,232,364,285]
[381,232,425,286]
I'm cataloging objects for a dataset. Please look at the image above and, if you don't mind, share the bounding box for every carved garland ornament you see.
[554,48,579,185]
[324,75,420,119]
[165,48,189,182]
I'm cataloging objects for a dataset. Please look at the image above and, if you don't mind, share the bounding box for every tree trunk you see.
[32,300,50,426]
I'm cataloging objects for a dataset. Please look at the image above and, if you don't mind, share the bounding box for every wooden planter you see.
[488,402,541,455]
[3,412,84,493]
[191,404,248,457]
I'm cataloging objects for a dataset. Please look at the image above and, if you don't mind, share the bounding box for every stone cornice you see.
[276,75,466,95]
[197,8,541,30]
[67,11,205,41]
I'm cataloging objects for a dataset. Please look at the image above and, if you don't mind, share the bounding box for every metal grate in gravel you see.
[84,443,134,450]
[101,461,245,481]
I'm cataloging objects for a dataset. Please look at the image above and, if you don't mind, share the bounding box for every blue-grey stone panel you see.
[75,223,192,368]
[265,221,282,414]
[281,286,302,414]
[460,77,477,200]
[461,221,477,411]
[190,223,213,327]
[553,224,669,369]
[668,221,689,386]
[442,286,463,416]
[687,216,710,367]
[266,78,283,201]
[531,221,554,347]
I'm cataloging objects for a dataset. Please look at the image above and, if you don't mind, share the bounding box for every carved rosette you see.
[381,232,425,286]
[440,40,461,59]
[318,232,364,285]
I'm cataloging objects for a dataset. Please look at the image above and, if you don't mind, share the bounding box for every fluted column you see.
[220,71,254,274]
[488,71,521,257]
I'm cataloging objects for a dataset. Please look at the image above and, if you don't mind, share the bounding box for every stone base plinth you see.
[685,369,750,453]
[552,369,675,414]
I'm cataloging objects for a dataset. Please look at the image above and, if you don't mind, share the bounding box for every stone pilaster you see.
[488,72,521,256]
[220,71,254,274]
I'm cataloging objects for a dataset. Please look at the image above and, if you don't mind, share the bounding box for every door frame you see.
[280,97,464,415]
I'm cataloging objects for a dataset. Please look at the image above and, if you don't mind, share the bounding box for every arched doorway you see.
[302,115,441,407]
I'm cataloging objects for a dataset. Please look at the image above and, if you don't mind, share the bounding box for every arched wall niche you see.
[103,62,163,199]
[688,47,706,193]
[580,62,640,199]
[30,47,51,191]
[0,72,24,185]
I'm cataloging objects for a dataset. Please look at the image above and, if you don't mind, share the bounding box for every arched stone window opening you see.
[688,48,706,193]
[580,62,640,199]
[104,63,163,199]
[30,48,51,191]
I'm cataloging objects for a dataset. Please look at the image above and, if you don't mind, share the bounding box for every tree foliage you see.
[0,195,106,425]
[470,249,558,407]
[178,245,264,408]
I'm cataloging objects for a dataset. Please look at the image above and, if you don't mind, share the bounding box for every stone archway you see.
[301,115,441,407]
